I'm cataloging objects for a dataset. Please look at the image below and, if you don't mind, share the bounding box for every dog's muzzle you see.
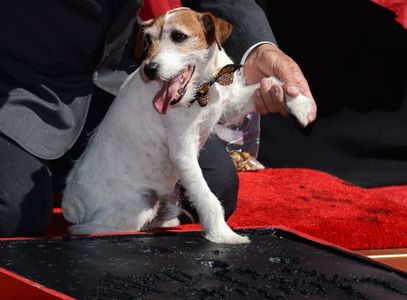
[152,65,195,114]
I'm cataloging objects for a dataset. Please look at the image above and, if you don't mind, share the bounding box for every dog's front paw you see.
[204,226,250,244]
[285,93,316,127]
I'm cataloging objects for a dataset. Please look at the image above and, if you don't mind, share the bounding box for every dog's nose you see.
[143,62,159,80]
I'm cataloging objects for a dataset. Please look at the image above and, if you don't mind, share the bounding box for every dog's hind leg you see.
[68,189,161,235]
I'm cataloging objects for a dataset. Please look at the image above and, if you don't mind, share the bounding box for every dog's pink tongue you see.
[153,78,182,114]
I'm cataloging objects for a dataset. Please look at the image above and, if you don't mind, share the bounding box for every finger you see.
[253,89,269,115]
[269,53,312,98]
[284,85,301,98]
[253,79,278,114]
[259,78,278,114]
[263,78,289,115]
[249,76,287,115]
[269,85,288,115]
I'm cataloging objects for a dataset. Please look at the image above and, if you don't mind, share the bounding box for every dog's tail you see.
[157,200,195,224]
[145,189,195,226]
[156,197,195,224]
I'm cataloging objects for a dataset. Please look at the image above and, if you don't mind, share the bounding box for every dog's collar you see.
[190,63,242,107]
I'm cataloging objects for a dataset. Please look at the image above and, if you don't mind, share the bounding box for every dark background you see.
[255,0,407,187]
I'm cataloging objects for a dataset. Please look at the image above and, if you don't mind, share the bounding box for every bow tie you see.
[191,63,243,107]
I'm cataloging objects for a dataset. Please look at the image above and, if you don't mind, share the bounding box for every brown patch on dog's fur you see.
[134,18,163,59]
[166,10,232,51]
[200,12,232,50]
[135,9,232,58]
[171,10,210,50]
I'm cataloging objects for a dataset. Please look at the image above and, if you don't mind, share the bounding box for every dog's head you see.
[135,8,232,114]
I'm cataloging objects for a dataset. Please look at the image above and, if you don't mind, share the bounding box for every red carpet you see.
[49,168,407,251]
[229,168,407,250]
[372,0,407,28]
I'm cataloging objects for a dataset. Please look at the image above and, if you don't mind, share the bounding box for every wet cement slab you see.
[0,228,406,299]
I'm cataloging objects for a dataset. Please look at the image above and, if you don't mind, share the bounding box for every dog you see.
[62,8,316,244]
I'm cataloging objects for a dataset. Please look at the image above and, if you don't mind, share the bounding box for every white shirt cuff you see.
[240,41,277,64]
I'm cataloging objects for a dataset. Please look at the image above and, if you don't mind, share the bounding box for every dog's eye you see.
[171,30,189,43]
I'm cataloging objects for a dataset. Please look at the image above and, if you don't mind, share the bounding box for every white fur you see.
[62,12,314,244]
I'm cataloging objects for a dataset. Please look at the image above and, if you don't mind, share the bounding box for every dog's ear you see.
[134,19,155,59]
[200,12,232,50]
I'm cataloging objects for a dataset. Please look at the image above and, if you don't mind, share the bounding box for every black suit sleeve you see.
[182,0,276,62]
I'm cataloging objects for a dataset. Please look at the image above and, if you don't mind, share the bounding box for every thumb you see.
[283,84,301,98]
[278,66,314,101]
[271,53,313,98]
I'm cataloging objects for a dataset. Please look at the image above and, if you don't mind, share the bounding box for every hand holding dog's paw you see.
[244,43,317,124]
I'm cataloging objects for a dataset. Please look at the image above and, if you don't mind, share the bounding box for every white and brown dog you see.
[62,8,316,244]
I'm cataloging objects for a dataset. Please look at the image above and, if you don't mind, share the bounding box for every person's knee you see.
[202,153,239,220]
[0,194,20,237]
[199,135,240,220]
[0,168,53,237]
[0,135,54,237]
[0,194,53,238]
[210,159,239,220]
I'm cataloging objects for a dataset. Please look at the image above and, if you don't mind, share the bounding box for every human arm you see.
[183,0,316,120]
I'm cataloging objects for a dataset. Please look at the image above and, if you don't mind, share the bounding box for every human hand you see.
[243,43,317,123]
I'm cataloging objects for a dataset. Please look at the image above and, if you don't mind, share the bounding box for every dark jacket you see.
[0,0,274,159]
